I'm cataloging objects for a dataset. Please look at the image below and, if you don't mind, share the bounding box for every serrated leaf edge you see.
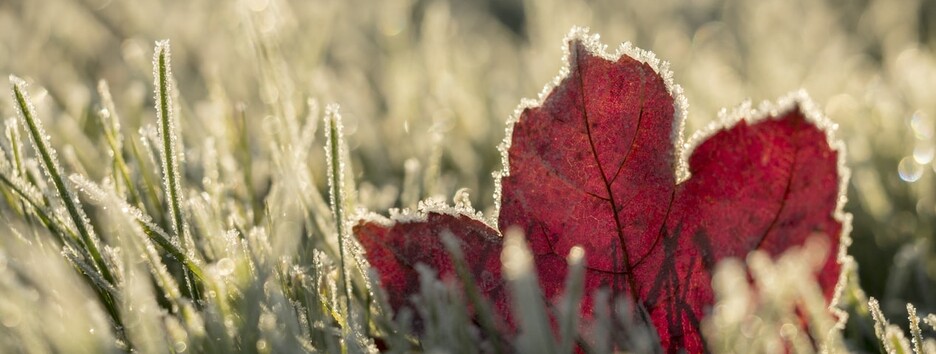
[350,28,854,331]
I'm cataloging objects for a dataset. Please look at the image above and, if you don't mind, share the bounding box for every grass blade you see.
[70,174,205,281]
[502,229,556,354]
[97,80,142,207]
[152,40,200,299]
[9,75,115,285]
[558,246,585,354]
[153,41,187,244]
[324,104,353,319]
[440,231,506,354]
[908,303,924,354]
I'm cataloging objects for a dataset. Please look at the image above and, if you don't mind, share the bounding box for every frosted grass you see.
[10,76,113,284]
[70,173,205,282]
[153,41,189,249]
[97,80,142,206]
[324,104,353,321]
[2,1,935,352]
[152,40,201,301]
[1,31,876,354]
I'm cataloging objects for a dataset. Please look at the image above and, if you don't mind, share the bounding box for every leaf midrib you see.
[575,50,645,299]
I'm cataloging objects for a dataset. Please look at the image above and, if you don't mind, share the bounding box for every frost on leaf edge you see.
[352,29,853,326]
[353,26,692,232]
[685,90,854,330]
[491,26,691,226]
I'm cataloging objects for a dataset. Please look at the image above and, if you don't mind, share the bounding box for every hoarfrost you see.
[10,75,110,279]
[70,174,181,250]
[152,40,190,247]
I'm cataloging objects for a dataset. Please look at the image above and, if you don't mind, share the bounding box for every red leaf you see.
[353,27,850,353]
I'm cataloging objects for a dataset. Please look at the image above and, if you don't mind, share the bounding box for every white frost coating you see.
[69,174,182,251]
[0,152,51,219]
[3,119,23,172]
[97,80,123,145]
[926,314,936,332]
[908,303,924,354]
[73,173,186,307]
[350,26,690,234]
[682,90,853,329]
[297,98,320,162]
[350,190,488,231]
[493,26,689,227]
[0,150,9,176]
[324,104,357,312]
[350,28,853,325]
[324,103,345,220]
[138,124,162,169]
[153,40,189,244]
[62,247,120,298]
[10,75,106,253]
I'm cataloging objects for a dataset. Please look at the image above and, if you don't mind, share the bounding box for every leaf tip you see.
[8,74,25,87]
[154,39,171,52]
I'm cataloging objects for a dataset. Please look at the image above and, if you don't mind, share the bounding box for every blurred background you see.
[2,0,935,349]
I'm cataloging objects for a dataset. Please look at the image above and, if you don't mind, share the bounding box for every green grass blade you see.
[0,149,77,246]
[9,75,115,285]
[324,104,352,320]
[71,174,193,315]
[3,119,53,222]
[152,41,200,299]
[128,130,167,226]
[0,142,23,216]
[97,80,143,208]
[153,41,187,244]
[4,119,27,180]
[70,173,205,282]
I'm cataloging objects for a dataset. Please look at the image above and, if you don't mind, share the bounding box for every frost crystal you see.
[323,103,353,317]
[152,40,194,271]
[10,75,112,282]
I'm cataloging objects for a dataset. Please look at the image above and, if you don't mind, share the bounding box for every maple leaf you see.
[353,27,851,353]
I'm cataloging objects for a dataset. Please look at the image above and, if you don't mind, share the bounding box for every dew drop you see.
[740,315,762,338]
[916,199,933,216]
[914,143,935,164]
[216,258,235,276]
[899,157,924,182]
[911,111,933,140]
[779,323,798,339]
